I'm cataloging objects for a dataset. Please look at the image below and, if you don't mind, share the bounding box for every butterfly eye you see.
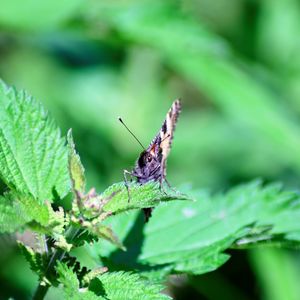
[147,155,152,162]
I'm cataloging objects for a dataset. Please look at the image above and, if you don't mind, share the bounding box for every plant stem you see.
[31,226,79,300]
[32,283,50,300]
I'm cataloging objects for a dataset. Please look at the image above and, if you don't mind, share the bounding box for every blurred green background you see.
[1,0,300,299]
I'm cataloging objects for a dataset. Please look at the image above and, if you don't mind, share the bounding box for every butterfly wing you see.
[147,99,181,179]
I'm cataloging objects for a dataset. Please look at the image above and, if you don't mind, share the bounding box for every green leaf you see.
[56,263,170,300]
[67,129,85,194]
[0,192,49,233]
[97,271,171,300]
[0,80,69,202]
[0,194,28,232]
[137,181,300,274]
[18,241,48,284]
[56,262,100,300]
[30,204,72,251]
[101,181,190,215]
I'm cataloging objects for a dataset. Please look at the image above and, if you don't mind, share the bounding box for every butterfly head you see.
[138,150,159,168]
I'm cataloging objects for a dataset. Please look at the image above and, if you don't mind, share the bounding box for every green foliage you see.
[0,192,49,233]
[1,1,300,298]
[69,181,188,251]
[67,129,189,252]
[97,271,171,300]
[0,80,69,202]
[88,181,300,278]
[18,242,48,284]
[56,263,170,300]
[67,129,85,194]
[37,204,72,252]
[138,181,300,274]
[101,181,190,215]
[0,79,191,298]
[0,194,30,233]
[56,262,99,300]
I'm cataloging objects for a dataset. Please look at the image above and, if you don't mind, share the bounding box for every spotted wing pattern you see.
[147,99,181,180]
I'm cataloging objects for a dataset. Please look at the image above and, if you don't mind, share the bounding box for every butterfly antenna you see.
[118,117,145,150]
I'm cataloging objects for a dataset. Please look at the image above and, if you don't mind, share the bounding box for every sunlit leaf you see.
[67,129,85,194]
[138,181,300,274]
[0,80,70,202]
[101,181,191,215]
[97,271,171,300]
[0,192,49,233]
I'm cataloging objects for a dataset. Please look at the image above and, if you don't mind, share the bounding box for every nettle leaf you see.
[56,263,170,300]
[67,129,85,194]
[0,194,28,233]
[56,262,100,300]
[18,241,48,284]
[137,181,300,274]
[97,271,171,300]
[0,192,49,233]
[30,204,72,251]
[0,80,69,202]
[101,181,190,215]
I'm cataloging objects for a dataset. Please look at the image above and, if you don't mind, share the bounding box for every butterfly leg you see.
[159,175,168,195]
[123,169,133,202]
[164,178,177,193]
[164,178,172,188]
[159,161,168,195]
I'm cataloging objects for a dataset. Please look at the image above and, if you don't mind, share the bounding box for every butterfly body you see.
[133,152,161,183]
[123,99,181,221]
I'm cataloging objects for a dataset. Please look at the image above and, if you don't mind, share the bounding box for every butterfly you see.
[121,99,182,222]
